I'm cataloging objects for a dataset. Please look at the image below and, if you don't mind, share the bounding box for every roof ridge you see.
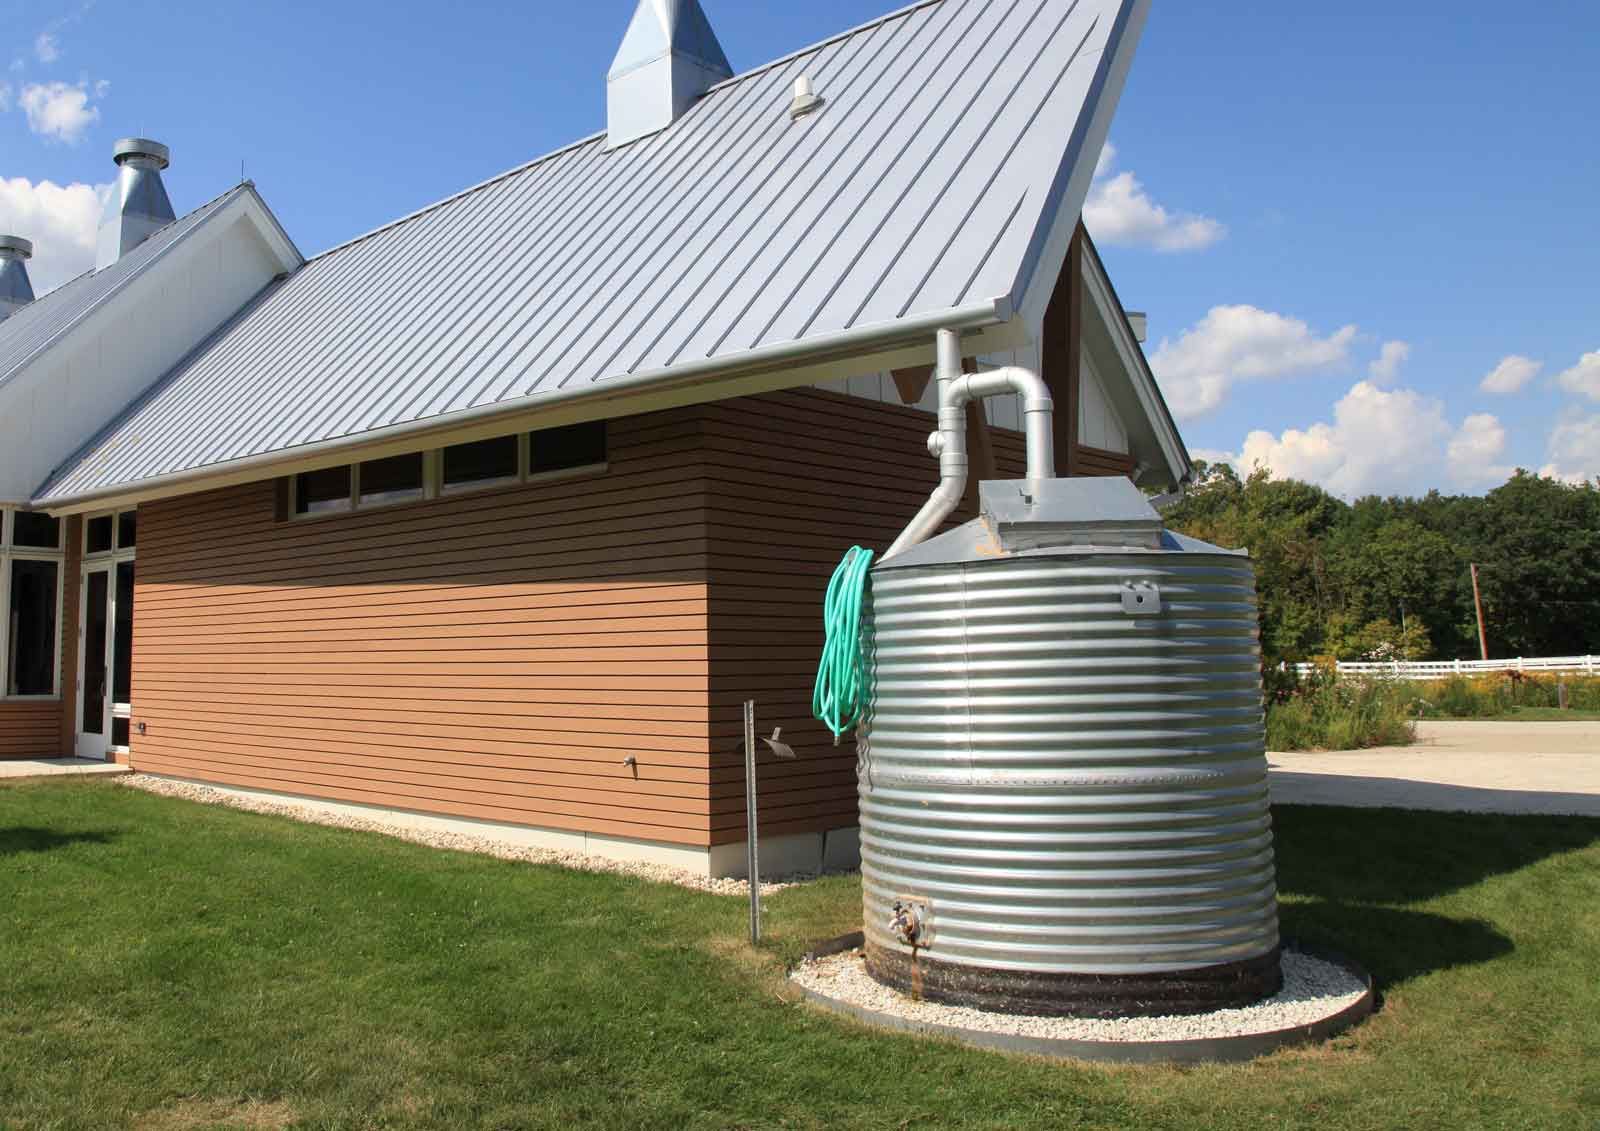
[301,0,952,266]
[706,0,947,94]
[306,133,608,264]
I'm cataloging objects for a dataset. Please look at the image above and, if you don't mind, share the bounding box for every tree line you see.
[1164,465,1600,663]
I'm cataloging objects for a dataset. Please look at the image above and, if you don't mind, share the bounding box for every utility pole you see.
[1470,563,1489,661]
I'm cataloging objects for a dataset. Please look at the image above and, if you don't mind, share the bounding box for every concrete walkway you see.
[1270,720,1600,816]
[0,757,130,781]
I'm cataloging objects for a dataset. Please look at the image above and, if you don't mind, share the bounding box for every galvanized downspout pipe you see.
[881,329,1055,562]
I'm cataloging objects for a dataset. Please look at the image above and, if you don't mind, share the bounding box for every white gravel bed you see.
[119,774,805,896]
[792,949,1367,1043]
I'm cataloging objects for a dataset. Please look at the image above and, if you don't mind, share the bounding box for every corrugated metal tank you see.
[859,477,1280,1018]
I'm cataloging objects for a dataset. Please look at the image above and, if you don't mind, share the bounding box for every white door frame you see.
[74,510,136,761]
[74,565,112,760]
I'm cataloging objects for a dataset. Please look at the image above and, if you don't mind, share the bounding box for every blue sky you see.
[2,0,1596,494]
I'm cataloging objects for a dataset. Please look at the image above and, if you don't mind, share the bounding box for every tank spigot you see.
[889,901,925,947]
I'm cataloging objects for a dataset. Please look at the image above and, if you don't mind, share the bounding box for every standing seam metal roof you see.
[0,186,246,392]
[41,0,1139,503]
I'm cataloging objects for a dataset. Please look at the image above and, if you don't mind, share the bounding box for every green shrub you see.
[1264,667,1418,751]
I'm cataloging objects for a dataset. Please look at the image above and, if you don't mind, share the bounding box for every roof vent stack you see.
[95,137,176,270]
[789,75,824,119]
[606,0,732,150]
[0,236,36,322]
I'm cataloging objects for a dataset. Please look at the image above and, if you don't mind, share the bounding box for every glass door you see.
[75,509,137,761]
[112,560,134,749]
[77,567,110,760]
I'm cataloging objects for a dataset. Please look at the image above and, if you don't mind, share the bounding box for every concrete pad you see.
[1270,721,1600,817]
[0,757,130,780]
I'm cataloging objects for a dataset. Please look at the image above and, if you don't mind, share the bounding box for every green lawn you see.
[2,781,1598,1130]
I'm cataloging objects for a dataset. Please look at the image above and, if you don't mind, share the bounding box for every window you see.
[1,508,65,699]
[285,422,609,521]
[117,510,137,550]
[442,436,519,490]
[531,421,606,475]
[12,511,61,549]
[86,515,114,554]
[6,559,59,696]
[294,466,354,515]
[359,453,425,506]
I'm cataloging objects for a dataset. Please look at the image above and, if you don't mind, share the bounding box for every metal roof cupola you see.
[0,236,35,322]
[606,0,732,150]
[95,137,177,270]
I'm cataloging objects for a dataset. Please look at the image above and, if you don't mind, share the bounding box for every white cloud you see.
[1210,381,1467,496]
[34,33,60,64]
[1149,304,1358,420]
[1554,351,1600,401]
[1479,355,1542,395]
[1083,143,1225,253]
[1094,141,1119,179]
[1447,413,1514,488]
[18,80,103,143]
[1540,412,1600,483]
[0,176,109,292]
[1368,340,1410,384]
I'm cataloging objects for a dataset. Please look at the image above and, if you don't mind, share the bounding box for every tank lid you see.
[981,477,1163,551]
[876,477,1244,570]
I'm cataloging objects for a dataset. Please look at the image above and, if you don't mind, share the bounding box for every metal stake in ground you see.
[744,699,760,944]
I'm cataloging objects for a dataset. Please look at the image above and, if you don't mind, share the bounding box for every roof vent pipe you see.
[881,329,1056,562]
[95,137,176,270]
[789,75,824,119]
[0,236,36,321]
[605,0,733,150]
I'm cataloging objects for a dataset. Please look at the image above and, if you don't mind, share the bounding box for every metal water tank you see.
[859,477,1280,1018]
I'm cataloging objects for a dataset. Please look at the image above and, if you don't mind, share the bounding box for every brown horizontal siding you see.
[0,702,62,759]
[1077,443,1138,478]
[118,387,1139,848]
[128,411,718,845]
[700,388,1028,843]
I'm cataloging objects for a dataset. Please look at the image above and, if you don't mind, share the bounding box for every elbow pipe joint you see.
[882,330,1057,562]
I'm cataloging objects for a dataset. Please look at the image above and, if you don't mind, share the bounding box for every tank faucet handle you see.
[889,900,926,947]
[761,727,797,760]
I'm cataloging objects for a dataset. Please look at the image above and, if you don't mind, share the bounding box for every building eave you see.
[35,297,1014,514]
[1078,234,1190,486]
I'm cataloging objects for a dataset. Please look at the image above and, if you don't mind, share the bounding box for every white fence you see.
[1290,656,1598,681]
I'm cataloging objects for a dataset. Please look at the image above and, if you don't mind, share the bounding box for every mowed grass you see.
[2,781,1598,1130]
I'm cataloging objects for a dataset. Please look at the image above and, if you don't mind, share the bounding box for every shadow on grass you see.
[1273,804,1600,904]
[1270,806,1600,985]
[1283,902,1512,985]
[0,827,118,856]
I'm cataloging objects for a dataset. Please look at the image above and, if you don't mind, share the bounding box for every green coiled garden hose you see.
[812,546,875,740]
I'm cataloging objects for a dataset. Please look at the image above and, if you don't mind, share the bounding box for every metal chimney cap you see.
[112,137,171,169]
[0,235,33,260]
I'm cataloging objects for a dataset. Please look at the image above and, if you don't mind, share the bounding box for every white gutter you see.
[881,327,1055,562]
[36,297,1010,513]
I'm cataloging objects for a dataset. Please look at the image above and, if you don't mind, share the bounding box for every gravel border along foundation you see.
[119,774,804,896]
[793,947,1370,1050]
